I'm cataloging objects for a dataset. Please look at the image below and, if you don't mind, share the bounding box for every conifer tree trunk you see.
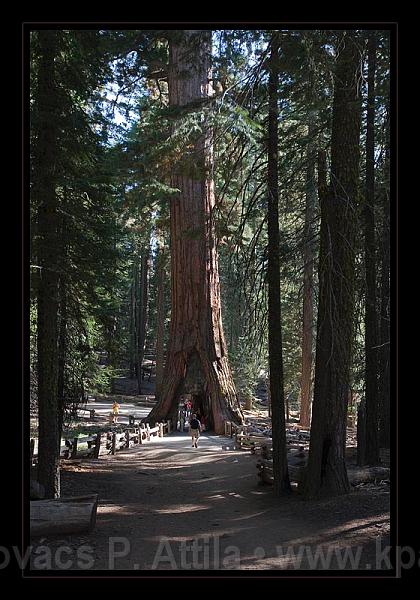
[57,271,67,450]
[146,30,243,433]
[300,33,317,429]
[299,119,316,428]
[129,263,136,379]
[57,204,69,448]
[137,249,149,394]
[228,264,241,353]
[33,31,60,498]
[379,109,390,449]
[364,32,380,465]
[155,242,166,396]
[303,31,362,499]
[267,32,291,495]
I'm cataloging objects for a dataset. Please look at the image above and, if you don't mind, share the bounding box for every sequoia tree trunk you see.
[303,31,362,499]
[146,30,244,433]
[33,31,61,499]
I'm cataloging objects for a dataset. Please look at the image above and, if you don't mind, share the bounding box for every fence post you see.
[30,438,35,467]
[111,432,116,455]
[159,423,163,437]
[125,430,130,448]
[71,437,78,459]
[94,433,101,458]
[139,424,144,444]
[146,424,150,441]
[167,419,171,434]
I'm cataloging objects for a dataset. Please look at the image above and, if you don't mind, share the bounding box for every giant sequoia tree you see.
[304,31,362,498]
[146,30,244,433]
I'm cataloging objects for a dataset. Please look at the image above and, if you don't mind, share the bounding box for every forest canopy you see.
[29,28,391,501]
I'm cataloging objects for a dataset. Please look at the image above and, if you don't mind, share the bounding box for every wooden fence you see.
[30,420,173,465]
[31,415,252,465]
[224,421,267,451]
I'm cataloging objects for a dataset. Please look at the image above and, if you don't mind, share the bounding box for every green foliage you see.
[230,338,266,403]
[92,364,119,394]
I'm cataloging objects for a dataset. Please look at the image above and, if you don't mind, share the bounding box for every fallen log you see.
[347,466,390,486]
[30,494,99,537]
[257,459,390,487]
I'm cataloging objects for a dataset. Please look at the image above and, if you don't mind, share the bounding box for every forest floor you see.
[30,430,390,572]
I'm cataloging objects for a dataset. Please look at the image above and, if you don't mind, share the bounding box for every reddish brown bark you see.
[146,30,243,433]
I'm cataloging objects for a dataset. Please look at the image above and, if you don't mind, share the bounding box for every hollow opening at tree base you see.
[145,350,244,434]
[180,393,214,431]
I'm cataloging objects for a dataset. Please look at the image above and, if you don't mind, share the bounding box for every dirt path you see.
[30,432,390,572]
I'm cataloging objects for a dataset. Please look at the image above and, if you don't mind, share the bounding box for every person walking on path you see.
[189,413,202,448]
[112,400,120,424]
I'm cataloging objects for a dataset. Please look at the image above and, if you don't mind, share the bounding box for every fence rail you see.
[31,415,247,465]
[30,420,172,465]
